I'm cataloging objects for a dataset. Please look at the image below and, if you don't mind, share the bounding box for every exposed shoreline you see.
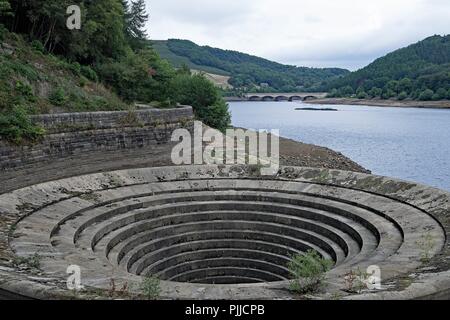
[235,127,370,174]
[305,98,450,109]
[277,134,370,173]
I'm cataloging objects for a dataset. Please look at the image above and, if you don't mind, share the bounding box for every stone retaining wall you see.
[0,107,194,193]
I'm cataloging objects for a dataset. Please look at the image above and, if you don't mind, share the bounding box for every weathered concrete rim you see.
[0,165,449,300]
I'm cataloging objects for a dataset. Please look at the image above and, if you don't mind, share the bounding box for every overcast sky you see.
[147,0,450,70]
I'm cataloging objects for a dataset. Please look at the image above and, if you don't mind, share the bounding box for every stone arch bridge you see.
[245,92,327,102]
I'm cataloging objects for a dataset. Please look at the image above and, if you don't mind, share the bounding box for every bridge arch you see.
[303,95,318,101]
[289,96,302,102]
[274,96,289,101]
[261,96,275,101]
[248,96,261,101]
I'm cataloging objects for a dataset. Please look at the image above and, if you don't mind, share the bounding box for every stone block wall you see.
[0,106,194,193]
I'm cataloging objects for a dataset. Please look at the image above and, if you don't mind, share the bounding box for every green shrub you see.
[416,233,436,263]
[368,87,382,98]
[398,91,408,100]
[96,49,175,103]
[381,89,396,99]
[356,90,367,99]
[79,77,87,88]
[15,81,34,100]
[169,73,231,132]
[31,40,45,53]
[435,88,447,100]
[327,88,339,98]
[338,85,354,97]
[69,62,81,76]
[287,250,333,294]
[12,253,41,269]
[7,61,40,81]
[419,89,434,101]
[0,24,7,41]
[0,105,45,144]
[49,88,67,106]
[80,65,98,82]
[140,276,161,300]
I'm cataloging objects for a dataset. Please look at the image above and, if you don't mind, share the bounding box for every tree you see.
[4,0,128,61]
[356,87,367,99]
[124,0,149,49]
[170,74,231,131]
[398,78,413,93]
[419,89,434,101]
[382,88,395,99]
[368,87,382,98]
[97,49,175,103]
[386,80,399,94]
[398,91,408,100]
[177,63,192,75]
[435,88,447,100]
[327,88,339,98]
[339,85,354,96]
[71,0,128,62]
[0,0,11,16]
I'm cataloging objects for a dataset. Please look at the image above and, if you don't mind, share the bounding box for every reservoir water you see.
[229,101,450,191]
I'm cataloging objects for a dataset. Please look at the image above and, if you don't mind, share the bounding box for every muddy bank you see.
[306,98,450,109]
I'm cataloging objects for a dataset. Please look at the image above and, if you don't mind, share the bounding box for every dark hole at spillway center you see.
[66,183,405,285]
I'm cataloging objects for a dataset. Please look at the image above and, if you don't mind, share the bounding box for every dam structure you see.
[0,107,450,300]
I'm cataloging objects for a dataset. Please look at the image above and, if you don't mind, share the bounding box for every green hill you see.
[0,30,128,116]
[327,35,450,101]
[152,39,349,92]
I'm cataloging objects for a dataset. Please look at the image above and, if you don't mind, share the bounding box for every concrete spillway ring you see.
[1,165,449,299]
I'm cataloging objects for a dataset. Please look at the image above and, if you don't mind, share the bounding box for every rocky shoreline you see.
[276,135,370,173]
[234,127,370,174]
[305,98,450,109]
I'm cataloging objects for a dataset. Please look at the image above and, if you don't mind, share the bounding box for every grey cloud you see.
[148,0,450,70]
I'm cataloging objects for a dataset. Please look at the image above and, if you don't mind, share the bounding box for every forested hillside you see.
[0,0,230,143]
[153,39,350,93]
[327,35,450,101]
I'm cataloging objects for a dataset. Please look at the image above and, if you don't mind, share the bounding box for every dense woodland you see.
[155,39,350,93]
[326,35,450,101]
[0,0,231,143]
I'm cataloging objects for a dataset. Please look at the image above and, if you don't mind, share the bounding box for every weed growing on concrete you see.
[343,268,370,293]
[140,275,161,300]
[287,250,332,294]
[416,233,436,263]
[12,253,41,269]
[119,110,144,127]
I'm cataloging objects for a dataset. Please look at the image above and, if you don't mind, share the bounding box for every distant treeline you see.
[156,39,350,93]
[326,35,450,101]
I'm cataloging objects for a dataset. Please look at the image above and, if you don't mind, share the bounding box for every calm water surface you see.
[229,101,450,191]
